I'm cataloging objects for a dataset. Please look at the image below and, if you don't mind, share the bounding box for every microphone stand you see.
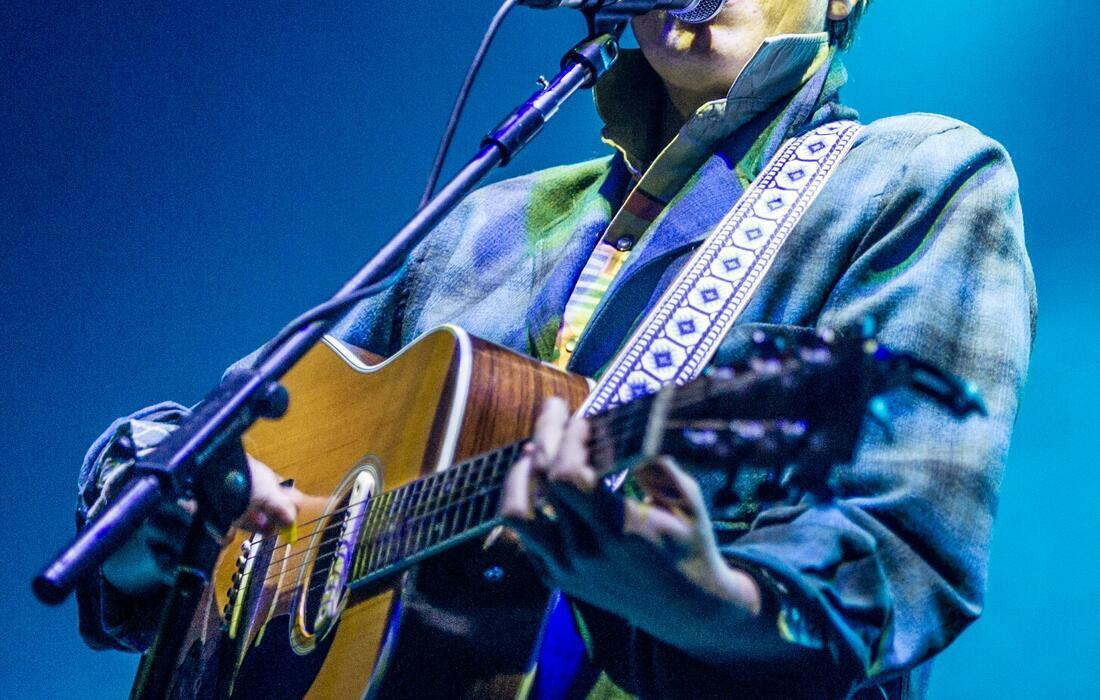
[35,14,625,700]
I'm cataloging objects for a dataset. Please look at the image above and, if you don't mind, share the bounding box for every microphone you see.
[519,0,726,25]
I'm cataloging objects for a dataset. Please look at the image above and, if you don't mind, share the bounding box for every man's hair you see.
[828,0,872,50]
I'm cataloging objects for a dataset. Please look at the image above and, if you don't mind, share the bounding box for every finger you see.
[621,497,693,551]
[539,410,598,526]
[235,509,271,534]
[546,415,597,492]
[633,456,705,519]
[532,397,570,473]
[501,444,538,521]
[246,455,299,527]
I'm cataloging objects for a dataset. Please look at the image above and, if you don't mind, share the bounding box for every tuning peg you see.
[750,332,788,375]
[703,364,736,381]
[751,331,787,358]
[796,330,834,365]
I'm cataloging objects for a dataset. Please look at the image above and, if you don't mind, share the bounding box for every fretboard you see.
[346,393,658,588]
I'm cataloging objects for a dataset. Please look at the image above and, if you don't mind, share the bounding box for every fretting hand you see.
[500,397,767,662]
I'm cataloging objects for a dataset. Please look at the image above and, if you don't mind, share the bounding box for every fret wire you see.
[478,450,502,529]
[382,485,406,570]
[417,472,440,553]
[441,465,459,541]
[451,460,469,539]
[401,480,419,562]
[360,490,382,576]
[460,457,481,529]
[461,456,482,532]
[352,492,378,579]
[431,467,452,546]
[418,473,439,551]
[356,408,654,579]
[349,387,722,582]
[412,478,429,559]
[425,491,443,551]
[478,448,503,525]
[483,445,510,524]
[432,468,456,549]
[478,446,501,530]
[454,460,476,538]
[357,483,506,579]
[404,479,423,562]
[367,489,389,573]
[383,488,402,569]
[395,481,415,566]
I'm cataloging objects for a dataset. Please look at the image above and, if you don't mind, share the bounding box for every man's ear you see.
[827,0,860,22]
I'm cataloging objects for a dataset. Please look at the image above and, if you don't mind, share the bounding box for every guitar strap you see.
[530,119,863,700]
[579,119,863,418]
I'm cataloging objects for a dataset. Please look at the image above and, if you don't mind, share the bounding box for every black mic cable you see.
[419,0,726,207]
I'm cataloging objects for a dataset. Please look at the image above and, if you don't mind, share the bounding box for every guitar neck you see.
[346,397,655,588]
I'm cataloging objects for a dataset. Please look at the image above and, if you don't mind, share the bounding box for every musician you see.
[75,0,1036,697]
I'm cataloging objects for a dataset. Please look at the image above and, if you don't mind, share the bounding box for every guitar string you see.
[233,373,738,595]
[263,423,799,603]
[240,439,527,572]
[271,419,801,603]
[236,401,657,569]
[259,407,659,593]
[265,481,508,595]
[273,396,676,598]
[252,451,516,574]
[237,444,516,567]
[244,405,654,578]
[253,413,651,587]
[226,365,816,614]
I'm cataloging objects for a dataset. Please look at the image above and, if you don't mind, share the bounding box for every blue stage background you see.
[3,2,1096,696]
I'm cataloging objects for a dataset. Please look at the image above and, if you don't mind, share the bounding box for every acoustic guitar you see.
[130,324,982,699]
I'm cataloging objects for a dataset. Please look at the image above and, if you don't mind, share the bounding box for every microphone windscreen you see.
[670,0,725,24]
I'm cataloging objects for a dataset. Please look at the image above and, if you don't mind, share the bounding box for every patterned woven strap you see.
[580,120,863,418]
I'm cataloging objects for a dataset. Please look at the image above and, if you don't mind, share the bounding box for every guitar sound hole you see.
[302,511,343,633]
[293,466,374,646]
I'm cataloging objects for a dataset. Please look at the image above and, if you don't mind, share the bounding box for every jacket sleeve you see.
[72,184,464,651]
[75,402,192,651]
[71,281,417,652]
[713,123,1036,690]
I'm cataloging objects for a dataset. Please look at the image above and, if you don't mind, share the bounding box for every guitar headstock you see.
[647,321,986,508]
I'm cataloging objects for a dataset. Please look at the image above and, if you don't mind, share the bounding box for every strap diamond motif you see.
[580,120,863,417]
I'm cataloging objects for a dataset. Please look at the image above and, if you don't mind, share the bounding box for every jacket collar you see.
[567,51,858,375]
[594,33,834,176]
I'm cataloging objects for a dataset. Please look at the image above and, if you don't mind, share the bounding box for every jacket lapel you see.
[524,157,632,361]
[566,149,746,377]
[569,56,854,377]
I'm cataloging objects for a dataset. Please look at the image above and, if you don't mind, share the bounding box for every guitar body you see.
[145,326,589,699]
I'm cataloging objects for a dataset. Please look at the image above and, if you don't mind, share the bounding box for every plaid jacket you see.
[77,53,1035,698]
